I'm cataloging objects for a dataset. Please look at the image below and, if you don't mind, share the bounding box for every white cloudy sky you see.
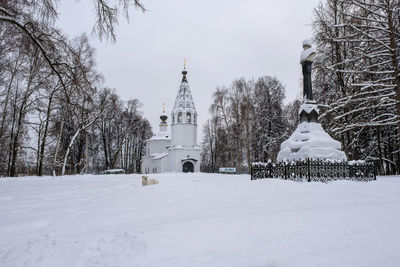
[57,0,321,137]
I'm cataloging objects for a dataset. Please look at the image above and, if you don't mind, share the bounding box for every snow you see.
[300,45,317,63]
[348,160,367,165]
[277,121,347,161]
[1,173,400,266]
[151,152,169,160]
[149,132,171,140]
[302,39,312,47]
[298,102,319,115]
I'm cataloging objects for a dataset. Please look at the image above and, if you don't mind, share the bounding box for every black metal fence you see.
[251,159,376,182]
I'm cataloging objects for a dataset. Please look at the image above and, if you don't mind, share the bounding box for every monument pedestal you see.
[277,102,347,161]
[299,101,319,123]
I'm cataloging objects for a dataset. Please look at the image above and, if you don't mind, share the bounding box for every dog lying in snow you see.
[142,175,159,186]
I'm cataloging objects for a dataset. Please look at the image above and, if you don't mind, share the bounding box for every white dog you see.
[142,175,159,186]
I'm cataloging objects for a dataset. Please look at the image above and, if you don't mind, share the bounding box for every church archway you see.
[182,161,194,173]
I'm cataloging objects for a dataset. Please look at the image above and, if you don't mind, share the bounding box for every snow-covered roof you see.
[181,157,198,162]
[172,69,197,116]
[152,152,169,160]
[149,132,171,141]
[169,145,201,151]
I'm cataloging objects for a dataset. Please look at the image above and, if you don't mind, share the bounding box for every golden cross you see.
[162,102,166,113]
[184,58,186,69]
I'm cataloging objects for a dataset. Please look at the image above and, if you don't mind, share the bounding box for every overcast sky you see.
[57,0,321,139]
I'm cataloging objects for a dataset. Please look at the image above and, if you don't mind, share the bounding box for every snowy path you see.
[1,173,400,267]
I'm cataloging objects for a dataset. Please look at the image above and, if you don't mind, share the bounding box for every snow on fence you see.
[251,159,376,182]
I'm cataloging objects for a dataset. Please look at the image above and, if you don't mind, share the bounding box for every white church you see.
[141,67,201,173]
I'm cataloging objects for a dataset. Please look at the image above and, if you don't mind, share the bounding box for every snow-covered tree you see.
[253,76,288,162]
[313,0,400,174]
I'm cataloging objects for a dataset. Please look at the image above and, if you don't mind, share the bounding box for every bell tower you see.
[170,64,198,148]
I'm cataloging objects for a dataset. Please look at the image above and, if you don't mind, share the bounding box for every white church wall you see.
[141,156,153,174]
[152,159,161,173]
[160,156,169,172]
[148,139,171,155]
[171,124,197,147]
[168,148,201,172]
[142,156,167,174]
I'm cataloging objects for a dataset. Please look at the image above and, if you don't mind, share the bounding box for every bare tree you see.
[313,0,400,174]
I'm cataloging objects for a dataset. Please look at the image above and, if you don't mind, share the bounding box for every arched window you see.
[178,112,182,123]
[186,112,191,123]
[194,114,197,124]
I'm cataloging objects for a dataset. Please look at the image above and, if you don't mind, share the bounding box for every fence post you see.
[307,158,311,182]
[373,161,377,180]
[284,162,287,179]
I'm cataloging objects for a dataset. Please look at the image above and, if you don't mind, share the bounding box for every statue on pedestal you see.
[276,40,347,162]
[299,40,318,123]
[300,39,316,102]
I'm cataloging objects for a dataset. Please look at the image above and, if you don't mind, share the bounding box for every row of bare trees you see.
[0,0,151,177]
[201,76,295,173]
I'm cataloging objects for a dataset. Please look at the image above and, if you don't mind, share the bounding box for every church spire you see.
[172,63,197,125]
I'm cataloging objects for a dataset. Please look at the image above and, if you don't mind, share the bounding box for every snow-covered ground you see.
[1,173,400,267]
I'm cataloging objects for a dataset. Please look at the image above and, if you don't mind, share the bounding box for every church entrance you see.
[182,161,194,173]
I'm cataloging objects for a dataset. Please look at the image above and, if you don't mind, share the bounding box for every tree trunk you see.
[53,120,64,176]
[35,121,43,175]
[0,60,20,140]
[10,85,34,177]
[101,121,109,169]
[38,91,55,176]
[62,128,80,175]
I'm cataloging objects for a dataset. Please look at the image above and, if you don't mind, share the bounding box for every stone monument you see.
[277,40,347,161]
